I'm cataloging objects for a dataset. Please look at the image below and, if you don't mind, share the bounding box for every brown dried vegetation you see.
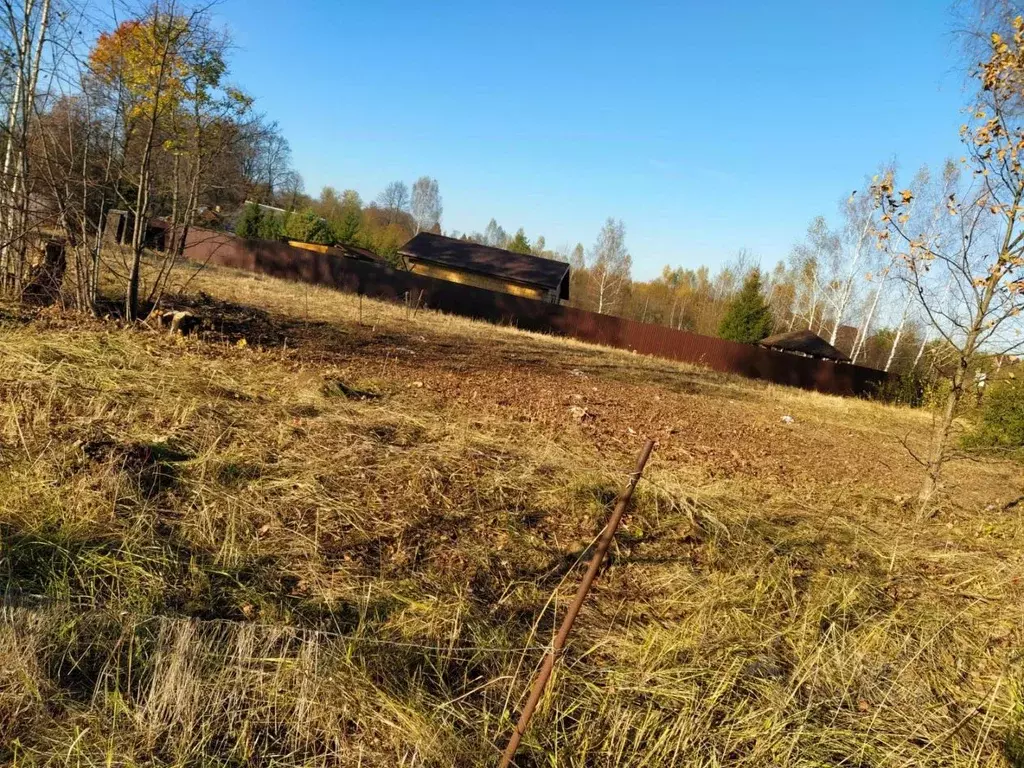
[0,262,1022,766]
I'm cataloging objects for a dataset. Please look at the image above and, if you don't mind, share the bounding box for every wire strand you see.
[1,593,551,655]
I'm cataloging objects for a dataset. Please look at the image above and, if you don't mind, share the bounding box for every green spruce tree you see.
[718,269,774,343]
[507,228,531,254]
[332,205,362,245]
[285,209,334,245]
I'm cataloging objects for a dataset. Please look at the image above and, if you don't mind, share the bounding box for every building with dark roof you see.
[287,239,383,263]
[398,232,570,303]
[759,329,852,363]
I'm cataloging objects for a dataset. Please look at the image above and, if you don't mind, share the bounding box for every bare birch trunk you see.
[0,0,35,288]
[851,273,888,364]
[917,360,965,516]
[829,217,872,345]
[885,295,913,372]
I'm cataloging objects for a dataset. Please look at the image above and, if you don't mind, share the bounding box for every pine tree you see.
[718,269,774,343]
[235,202,263,239]
[257,211,283,240]
[331,205,361,245]
[507,228,531,254]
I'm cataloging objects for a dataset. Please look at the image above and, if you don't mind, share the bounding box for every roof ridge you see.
[407,231,569,266]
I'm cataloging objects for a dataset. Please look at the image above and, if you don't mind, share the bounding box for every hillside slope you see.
[1,262,1022,767]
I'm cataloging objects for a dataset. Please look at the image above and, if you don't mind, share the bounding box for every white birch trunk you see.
[0,0,35,282]
[851,271,889,363]
[885,294,913,372]
[912,330,930,371]
[4,0,51,276]
[828,216,872,345]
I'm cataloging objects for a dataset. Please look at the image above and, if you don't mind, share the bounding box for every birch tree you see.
[826,190,878,345]
[483,217,507,248]
[90,1,209,319]
[411,175,441,233]
[0,0,53,294]
[884,292,915,372]
[587,217,631,314]
[873,19,1024,512]
[850,242,901,363]
[150,20,251,308]
[764,260,796,332]
[35,89,113,312]
[789,217,840,333]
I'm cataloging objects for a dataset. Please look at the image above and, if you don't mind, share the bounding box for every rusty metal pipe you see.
[498,439,655,767]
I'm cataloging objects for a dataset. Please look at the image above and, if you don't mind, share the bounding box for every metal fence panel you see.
[182,227,889,397]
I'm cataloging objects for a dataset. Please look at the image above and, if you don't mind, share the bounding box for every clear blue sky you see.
[213,0,969,280]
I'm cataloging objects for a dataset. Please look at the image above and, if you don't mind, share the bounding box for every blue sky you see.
[214,0,970,280]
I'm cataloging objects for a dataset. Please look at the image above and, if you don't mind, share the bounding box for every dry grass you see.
[0,260,1022,766]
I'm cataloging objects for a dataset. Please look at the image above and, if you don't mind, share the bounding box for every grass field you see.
[1,260,1022,767]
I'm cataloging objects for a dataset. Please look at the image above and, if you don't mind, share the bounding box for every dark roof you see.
[759,330,852,363]
[399,232,570,300]
[331,243,382,263]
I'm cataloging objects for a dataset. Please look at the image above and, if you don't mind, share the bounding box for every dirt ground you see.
[171,280,1020,513]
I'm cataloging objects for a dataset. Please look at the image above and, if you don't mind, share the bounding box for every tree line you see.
[234,176,442,263]
[440,209,939,378]
[0,0,313,319]
[239,170,1001,389]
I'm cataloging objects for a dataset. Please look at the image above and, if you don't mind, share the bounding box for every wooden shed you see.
[398,232,570,303]
[759,329,852,363]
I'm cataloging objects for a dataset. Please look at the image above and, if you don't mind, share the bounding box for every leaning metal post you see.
[498,439,656,767]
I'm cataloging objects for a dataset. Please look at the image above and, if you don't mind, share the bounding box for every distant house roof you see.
[337,243,383,263]
[399,232,570,300]
[759,329,852,363]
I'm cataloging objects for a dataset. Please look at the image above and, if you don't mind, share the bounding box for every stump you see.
[22,240,66,306]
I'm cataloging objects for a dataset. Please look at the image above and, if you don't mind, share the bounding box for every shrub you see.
[922,376,953,411]
[874,372,925,406]
[359,221,409,264]
[963,376,1024,452]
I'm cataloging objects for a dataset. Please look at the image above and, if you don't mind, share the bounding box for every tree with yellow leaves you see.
[89,1,224,320]
[873,18,1024,513]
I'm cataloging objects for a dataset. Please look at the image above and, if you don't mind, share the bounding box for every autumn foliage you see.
[89,18,191,119]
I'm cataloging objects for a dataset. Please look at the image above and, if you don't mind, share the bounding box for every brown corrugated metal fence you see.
[182,227,889,397]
